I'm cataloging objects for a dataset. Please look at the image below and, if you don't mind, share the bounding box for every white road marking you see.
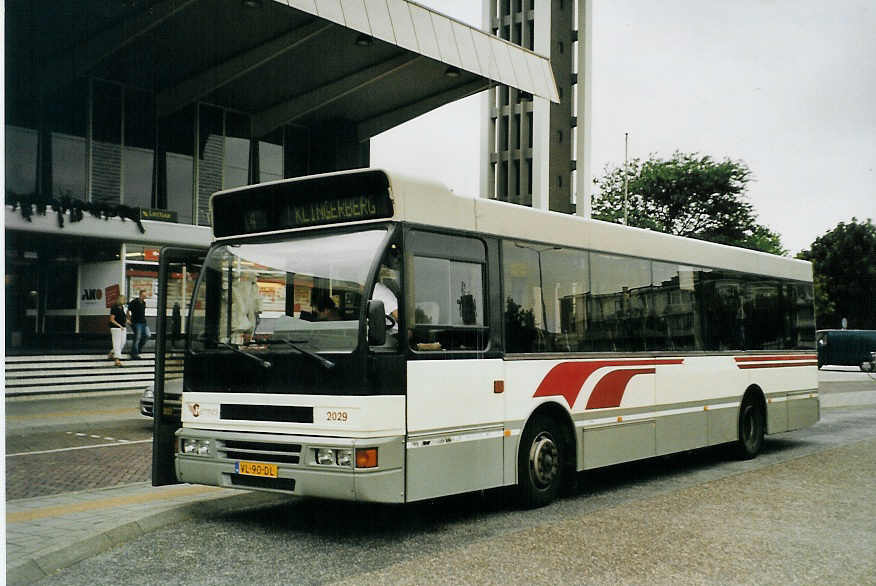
[6,439,152,457]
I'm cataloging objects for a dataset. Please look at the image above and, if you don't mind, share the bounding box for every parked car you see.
[140,378,183,419]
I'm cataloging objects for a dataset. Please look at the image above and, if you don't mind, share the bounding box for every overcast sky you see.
[371,0,876,255]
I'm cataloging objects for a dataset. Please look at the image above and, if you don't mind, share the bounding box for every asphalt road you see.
[33,401,876,585]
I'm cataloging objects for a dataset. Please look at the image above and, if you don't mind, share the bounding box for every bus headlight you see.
[180,438,211,456]
[336,449,353,467]
[315,448,335,465]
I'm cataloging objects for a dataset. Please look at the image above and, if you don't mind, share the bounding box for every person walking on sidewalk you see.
[127,290,150,360]
[108,295,128,367]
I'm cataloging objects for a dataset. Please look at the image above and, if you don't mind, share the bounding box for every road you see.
[10,369,874,585]
[5,391,153,499]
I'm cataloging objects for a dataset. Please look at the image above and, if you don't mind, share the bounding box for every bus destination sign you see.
[288,194,380,227]
[211,171,393,237]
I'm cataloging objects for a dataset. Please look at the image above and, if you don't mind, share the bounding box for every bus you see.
[153,168,819,508]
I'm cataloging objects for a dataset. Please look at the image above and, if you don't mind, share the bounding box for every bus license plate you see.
[235,461,278,478]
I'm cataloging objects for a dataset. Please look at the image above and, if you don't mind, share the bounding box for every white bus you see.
[160,169,818,507]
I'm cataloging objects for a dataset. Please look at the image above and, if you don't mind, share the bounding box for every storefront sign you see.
[140,208,178,223]
[79,261,122,315]
[105,284,121,308]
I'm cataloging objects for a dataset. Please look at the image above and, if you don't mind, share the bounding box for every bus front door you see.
[152,247,205,486]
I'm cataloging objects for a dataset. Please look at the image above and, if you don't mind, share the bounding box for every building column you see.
[575,0,594,219]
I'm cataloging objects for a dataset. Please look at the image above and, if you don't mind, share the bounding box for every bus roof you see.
[211,168,812,282]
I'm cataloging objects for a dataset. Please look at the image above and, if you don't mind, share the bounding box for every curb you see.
[6,491,287,586]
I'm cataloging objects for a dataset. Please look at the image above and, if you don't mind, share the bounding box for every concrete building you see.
[481,0,591,217]
[5,0,557,353]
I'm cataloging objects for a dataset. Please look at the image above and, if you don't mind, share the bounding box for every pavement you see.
[5,367,876,585]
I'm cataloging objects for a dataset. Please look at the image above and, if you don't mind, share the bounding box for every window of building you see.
[158,105,195,224]
[91,79,123,205]
[197,104,224,225]
[5,125,38,195]
[224,111,251,189]
[124,88,155,209]
[46,80,88,199]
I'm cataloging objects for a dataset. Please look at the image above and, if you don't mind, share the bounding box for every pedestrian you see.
[108,295,128,367]
[127,289,150,360]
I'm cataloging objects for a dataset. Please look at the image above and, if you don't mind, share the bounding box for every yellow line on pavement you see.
[6,485,225,524]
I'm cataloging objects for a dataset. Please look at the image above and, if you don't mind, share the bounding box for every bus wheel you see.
[518,415,564,508]
[735,396,764,459]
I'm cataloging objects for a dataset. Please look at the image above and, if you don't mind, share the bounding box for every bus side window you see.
[407,231,489,353]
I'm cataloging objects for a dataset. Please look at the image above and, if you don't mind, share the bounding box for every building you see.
[5,0,557,352]
[481,0,592,216]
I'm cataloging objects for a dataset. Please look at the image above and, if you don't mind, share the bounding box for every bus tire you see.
[518,414,565,508]
[735,395,765,460]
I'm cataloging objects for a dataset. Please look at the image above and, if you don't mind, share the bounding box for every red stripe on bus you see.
[586,368,655,409]
[734,355,816,362]
[737,361,818,369]
[533,359,683,408]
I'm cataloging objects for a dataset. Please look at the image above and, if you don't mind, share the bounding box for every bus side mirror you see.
[367,299,386,346]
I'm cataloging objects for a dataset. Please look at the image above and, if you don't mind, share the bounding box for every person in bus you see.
[312,290,342,321]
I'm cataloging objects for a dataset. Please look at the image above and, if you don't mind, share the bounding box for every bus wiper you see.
[277,338,335,370]
[217,342,272,369]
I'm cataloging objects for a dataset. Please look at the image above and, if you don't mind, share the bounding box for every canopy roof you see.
[7,0,558,139]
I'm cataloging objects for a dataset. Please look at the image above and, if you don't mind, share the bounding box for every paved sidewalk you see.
[5,482,287,586]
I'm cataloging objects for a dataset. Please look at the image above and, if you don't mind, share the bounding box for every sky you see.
[371,0,876,255]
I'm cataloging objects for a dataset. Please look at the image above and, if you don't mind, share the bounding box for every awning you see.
[279,0,559,103]
[7,0,558,141]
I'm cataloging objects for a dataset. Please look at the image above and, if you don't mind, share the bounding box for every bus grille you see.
[219,439,302,465]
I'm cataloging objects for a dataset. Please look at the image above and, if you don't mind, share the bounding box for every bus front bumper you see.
[174,428,405,503]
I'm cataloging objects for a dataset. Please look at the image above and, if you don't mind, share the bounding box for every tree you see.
[592,152,786,255]
[798,218,876,330]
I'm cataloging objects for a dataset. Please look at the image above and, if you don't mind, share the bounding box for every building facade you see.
[5,0,558,352]
[481,0,592,217]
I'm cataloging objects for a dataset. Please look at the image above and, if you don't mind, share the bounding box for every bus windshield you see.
[190,229,387,354]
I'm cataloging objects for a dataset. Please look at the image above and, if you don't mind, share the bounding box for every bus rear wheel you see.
[518,415,565,508]
[735,396,764,459]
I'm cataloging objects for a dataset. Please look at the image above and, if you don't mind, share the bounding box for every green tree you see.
[592,151,786,255]
[798,218,876,330]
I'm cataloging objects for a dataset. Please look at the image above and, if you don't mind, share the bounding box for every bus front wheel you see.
[735,396,765,460]
[518,415,565,508]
